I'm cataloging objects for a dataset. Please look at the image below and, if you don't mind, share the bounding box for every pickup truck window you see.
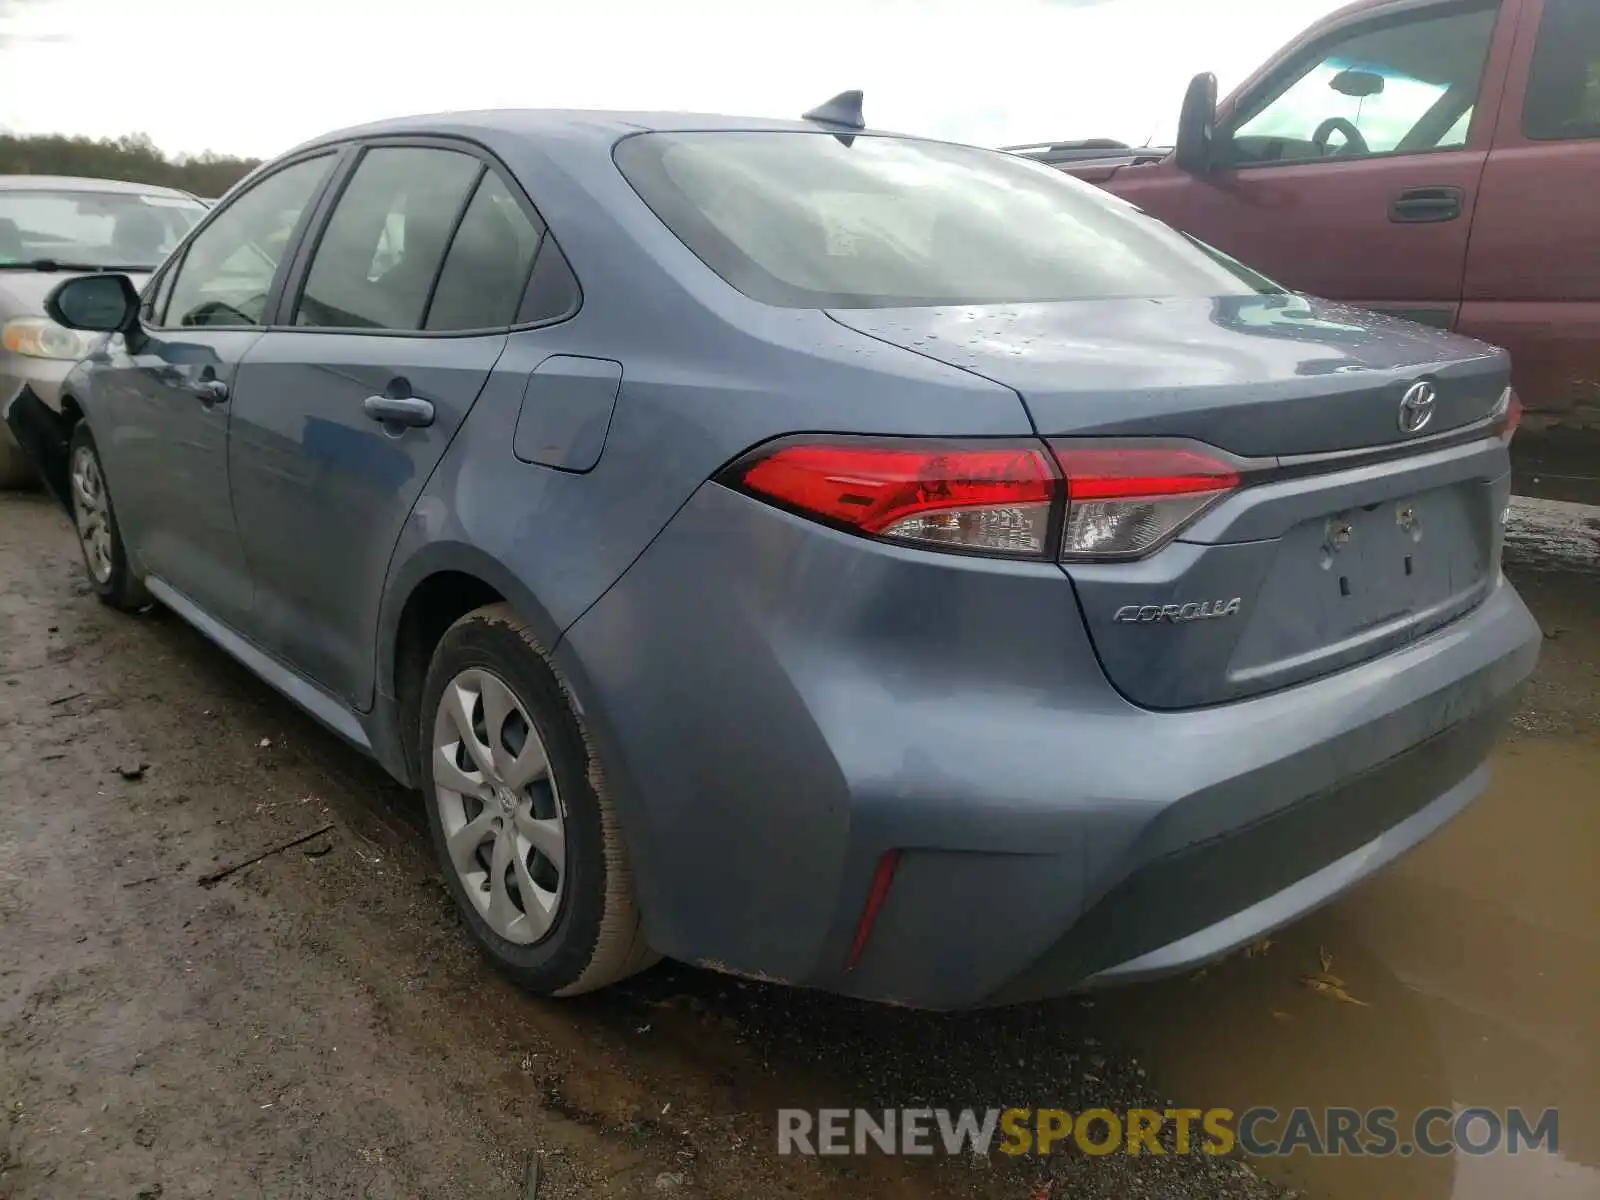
[1524,0,1600,141]
[1226,1,1498,165]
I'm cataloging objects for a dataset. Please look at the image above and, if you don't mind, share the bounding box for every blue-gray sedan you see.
[5,101,1540,1008]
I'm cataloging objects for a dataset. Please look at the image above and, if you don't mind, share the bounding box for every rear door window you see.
[424,171,544,331]
[295,146,481,331]
[1523,0,1600,140]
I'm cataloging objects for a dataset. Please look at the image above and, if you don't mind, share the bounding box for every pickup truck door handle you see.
[362,394,435,428]
[1390,186,1464,223]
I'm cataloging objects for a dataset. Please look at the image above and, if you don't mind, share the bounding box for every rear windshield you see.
[613,131,1282,309]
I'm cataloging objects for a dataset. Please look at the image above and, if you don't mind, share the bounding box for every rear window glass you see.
[613,131,1281,309]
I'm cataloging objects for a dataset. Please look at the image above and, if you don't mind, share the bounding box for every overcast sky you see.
[0,0,1345,159]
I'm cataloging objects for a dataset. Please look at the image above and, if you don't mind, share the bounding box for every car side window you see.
[294,146,481,331]
[1524,0,1600,141]
[424,171,544,331]
[163,155,334,328]
[141,259,178,325]
[523,237,581,324]
[1225,1,1500,166]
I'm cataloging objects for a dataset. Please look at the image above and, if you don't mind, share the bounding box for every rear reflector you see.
[1052,445,1239,559]
[729,440,1058,556]
[845,850,901,971]
[722,437,1242,561]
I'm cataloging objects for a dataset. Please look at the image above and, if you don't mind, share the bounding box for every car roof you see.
[290,108,913,154]
[0,174,199,198]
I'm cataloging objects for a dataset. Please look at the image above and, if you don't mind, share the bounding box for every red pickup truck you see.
[1045,0,1600,434]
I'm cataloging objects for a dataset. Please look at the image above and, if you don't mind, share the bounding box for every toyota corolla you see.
[5,96,1540,1008]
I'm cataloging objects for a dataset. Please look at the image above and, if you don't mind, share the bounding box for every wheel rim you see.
[70,445,114,584]
[432,668,567,944]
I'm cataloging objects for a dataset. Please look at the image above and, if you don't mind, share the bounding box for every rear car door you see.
[1181,0,1517,329]
[96,153,338,631]
[1457,0,1600,424]
[227,141,544,708]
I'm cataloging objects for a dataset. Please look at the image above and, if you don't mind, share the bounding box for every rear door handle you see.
[362,394,435,428]
[1390,186,1464,223]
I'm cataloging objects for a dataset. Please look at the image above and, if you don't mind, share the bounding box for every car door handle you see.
[1390,186,1463,223]
[362,394,435,428]
[187,378,228,404]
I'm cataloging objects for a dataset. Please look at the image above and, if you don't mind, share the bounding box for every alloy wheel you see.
[70,444,114,584]
[431,668,567,944]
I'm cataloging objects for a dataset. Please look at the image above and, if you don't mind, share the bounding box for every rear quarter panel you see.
[372,124,1035,707]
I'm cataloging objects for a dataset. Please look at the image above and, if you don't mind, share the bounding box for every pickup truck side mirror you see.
[1175,72,1219,174]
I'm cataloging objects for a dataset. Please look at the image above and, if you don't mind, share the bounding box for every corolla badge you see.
[1397,381,1437,434]
[1113,598,1242,624]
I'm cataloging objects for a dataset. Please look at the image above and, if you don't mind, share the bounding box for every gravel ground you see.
[12,485,1583,1200]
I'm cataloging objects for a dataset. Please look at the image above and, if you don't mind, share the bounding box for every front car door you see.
[1181,0,1520,329]
[1458,0,1600,424]
[227,141,545,708]
[92,152,339,630]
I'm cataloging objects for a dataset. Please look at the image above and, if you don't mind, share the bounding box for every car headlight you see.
[1,316,100,361]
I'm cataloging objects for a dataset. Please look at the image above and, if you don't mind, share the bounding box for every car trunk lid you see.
[827,294,1514,709]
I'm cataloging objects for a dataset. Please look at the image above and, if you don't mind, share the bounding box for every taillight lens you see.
[722,437,1241,560]
[1493,387,1523,443]
[1053,445,1239,559]
[728,439,1059,556]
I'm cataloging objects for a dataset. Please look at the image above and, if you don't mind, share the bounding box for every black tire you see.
[419,602,657,995]
[67,423,150,612]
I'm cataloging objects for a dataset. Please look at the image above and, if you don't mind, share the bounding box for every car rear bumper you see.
[555,482,1542,1010]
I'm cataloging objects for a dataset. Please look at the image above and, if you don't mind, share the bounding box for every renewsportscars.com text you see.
[777,1106,1560,1159]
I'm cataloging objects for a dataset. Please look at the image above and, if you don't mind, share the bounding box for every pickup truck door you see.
[1175,0,1522,331]
[1458,0,1600,425]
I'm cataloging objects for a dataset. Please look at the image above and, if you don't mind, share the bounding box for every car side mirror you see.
[44,273,141,334]
[1174,72,1219,174]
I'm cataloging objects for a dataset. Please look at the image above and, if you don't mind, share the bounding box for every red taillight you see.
[730,439,1059,556]
[1051,444,1240,559]
[723,437,1242,561]
[1495,388,1523,443]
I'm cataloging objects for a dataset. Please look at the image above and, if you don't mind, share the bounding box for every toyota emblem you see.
[1398,381,1437,434]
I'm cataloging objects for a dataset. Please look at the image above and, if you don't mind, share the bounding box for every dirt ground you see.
[0,488,1593,1200]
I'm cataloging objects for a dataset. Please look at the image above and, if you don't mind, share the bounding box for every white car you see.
[1,175,206,487]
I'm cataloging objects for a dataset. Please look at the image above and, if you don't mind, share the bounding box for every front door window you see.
[1226,2,1500,166]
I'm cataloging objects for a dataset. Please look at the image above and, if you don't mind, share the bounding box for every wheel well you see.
[392,571,505,780]
[60,395,83,427]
